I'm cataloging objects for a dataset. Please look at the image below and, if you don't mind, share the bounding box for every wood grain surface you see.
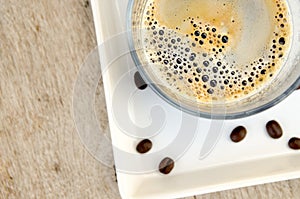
[0,0,299,198]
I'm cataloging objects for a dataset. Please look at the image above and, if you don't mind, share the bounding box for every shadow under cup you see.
[127,0,300,119]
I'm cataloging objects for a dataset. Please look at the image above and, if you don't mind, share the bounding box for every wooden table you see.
[0,0,299,198]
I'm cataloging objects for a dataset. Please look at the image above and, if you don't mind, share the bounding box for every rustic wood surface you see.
[0,0,299,198]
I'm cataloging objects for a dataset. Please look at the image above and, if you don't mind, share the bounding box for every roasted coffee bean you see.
[266,120,283,139]
[136,139,152,154]
[159,157,174,174]
[288,137,300,150]
[134,72,148,90]
[230,126,247,142]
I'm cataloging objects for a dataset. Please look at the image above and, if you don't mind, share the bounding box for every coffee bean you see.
[134,72,148,90]
[266,120,283,139]
[297,85,300,90]
[288,137,300,150]
[159,157,174,174]
[230,126,247,142]
[136,139,152,154]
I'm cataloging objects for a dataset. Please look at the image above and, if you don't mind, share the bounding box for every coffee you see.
[288,137,300,150]
[134,71,148,90]
[136,0,292,103]
[136,139,153,153]
[158,157,175,174]
[230,126,247,142]
[266,120,283,139]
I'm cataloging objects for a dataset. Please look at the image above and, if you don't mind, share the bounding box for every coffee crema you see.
[137,0,292,103]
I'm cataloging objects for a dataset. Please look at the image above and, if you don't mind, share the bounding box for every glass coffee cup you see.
[127,0,300,119]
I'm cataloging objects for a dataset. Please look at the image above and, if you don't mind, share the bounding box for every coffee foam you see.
[136,0,292,103]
